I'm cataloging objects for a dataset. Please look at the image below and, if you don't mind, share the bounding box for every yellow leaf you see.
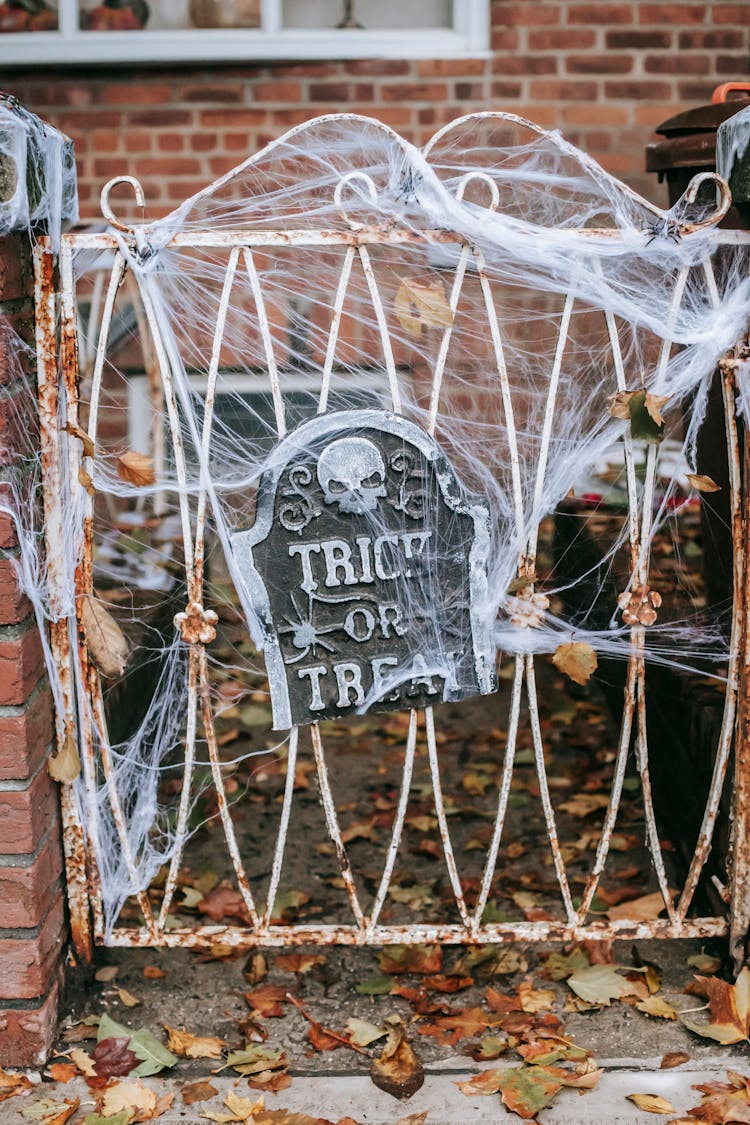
[164,1025,226,1060]
[644,392,670,426]
[626,1092,676,1114]
[116,450,156,488]
[64,421,95,459]
[345,1018,387,1047]
[48,731,81,783]
[68,1048,96,1077]
[116,987,141,1008]
[80,593,129,678]
[224,1091,262,1117]
[636,995,677,1020]
[552,641,597,686]
[101,1080,157,1119]
[687,473,721,493]
[394,277,452,338]
[608,890,674,923]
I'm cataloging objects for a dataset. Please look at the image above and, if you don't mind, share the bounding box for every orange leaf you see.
[116,450,155,487]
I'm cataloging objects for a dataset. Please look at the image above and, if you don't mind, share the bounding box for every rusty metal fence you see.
[32,113,750,963]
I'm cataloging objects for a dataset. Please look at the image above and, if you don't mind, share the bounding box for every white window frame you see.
[2,0,490,65]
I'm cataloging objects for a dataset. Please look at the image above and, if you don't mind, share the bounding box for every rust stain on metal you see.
[46,163,746,956]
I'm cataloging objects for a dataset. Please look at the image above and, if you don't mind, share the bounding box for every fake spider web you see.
[6,109,750,942]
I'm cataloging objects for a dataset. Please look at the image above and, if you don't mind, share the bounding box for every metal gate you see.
[33,112,750,963]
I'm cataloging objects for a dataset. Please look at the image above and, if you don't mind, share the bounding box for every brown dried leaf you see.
[95,965,119,983]
[143,965,166,980]
[164,1025,226,1060]
[198,884,252,925]
[660,1051,690,1069]
[116,986,141,1008]
[46,1063,77,1084]
[274,953,326,975]
[608,890,674,923]
[64,421,95,459]
[244,985,289,1018]
[116,450,155,487]
[625,1092,675,1114]
[78,466,96,496]
[552,641,597,686]
[48,731,81,783]
[181,1080,218,1106]
[683,968,750,1044]
[455,1069,506,1096]
[0,1071,34,1107]
[371,1016,424,1100]
[688,1092,750,1122]
[80,594,129,678]
[394,277,453,338]
[377,944,442,975]
[688,473,722,494]
[243,952,268,985]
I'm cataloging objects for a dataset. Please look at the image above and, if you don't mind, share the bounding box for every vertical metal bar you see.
[728,356,750,970]
[310,723,366,929]
[33,240,93,962]
[318,247,354,415]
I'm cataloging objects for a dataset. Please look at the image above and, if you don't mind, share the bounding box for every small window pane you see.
[79,0,260,30]
[0,1,58,33]
[282,0,451,30]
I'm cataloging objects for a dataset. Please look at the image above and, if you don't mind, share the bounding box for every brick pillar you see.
[0,103,78,1067]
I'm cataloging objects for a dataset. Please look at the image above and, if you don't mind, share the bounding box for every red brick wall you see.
[0,234,66,1067]
[2,1,748,220]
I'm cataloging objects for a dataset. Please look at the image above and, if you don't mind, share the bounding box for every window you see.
[1,0,489,65]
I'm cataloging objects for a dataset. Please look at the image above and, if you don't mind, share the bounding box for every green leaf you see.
[544,948,590,981]
[226,1045,285,1076]
[96,1014,177,1076]
[355,974,394,996]
[495,1065,565,1119]
[628,389,665,444]
[21,1099,75,1121]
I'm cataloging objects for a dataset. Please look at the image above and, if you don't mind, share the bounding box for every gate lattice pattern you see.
[34,112,750,959]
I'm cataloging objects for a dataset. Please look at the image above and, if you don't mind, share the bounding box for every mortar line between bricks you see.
[0,824,53,867]
[0,677,51,718]
[0,749,48,792]
[0,613,44,640]
[0,884,63,941]
[0,977,57,1011]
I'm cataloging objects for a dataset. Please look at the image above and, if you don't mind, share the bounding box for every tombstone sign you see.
[231,409,496,730]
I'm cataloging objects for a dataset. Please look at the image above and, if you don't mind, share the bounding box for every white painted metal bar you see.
[310,723,367,930]
[318,246,355,415]
[525,655,576,922]
[366,709,418,932]
[261,726,299,930]
[472,653,524,932]
[425,706,471,928]
[242,247,287,437]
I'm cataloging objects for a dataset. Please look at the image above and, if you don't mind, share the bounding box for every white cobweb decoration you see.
[11,111,750,939]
